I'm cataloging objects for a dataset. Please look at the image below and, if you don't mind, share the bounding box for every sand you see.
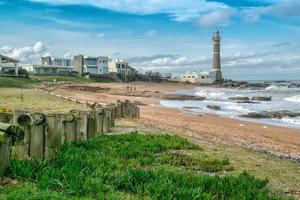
[50,81,300,161]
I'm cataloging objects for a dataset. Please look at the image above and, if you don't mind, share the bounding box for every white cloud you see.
[145,30,157,37]
[198,7,236,26]
[29,0,234,25]
[243,0,300,23]
[0,41,49,63]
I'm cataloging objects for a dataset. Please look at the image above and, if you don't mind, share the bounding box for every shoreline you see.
[46,81,300,162]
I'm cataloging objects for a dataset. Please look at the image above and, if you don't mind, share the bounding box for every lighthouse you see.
[212,30,223,81]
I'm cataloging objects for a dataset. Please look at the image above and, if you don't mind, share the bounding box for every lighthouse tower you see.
[212,30,223,81]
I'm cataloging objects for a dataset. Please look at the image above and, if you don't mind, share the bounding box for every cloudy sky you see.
[0,0,300,80]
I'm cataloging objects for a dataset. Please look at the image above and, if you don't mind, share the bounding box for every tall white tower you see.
[212,30,223,81]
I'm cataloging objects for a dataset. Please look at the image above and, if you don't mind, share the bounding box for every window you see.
[85,59,97,65]
[201,76,205,79]
[183,76,186,78]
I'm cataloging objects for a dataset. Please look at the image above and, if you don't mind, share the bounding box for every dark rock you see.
[183,106,200,109]
[240,110,300,119]
[236,100,258,104]
[251,96,272,101]
[133,101,147,106]
[207,105,221,110]
[163,94,205,101]
[228,96,250,101]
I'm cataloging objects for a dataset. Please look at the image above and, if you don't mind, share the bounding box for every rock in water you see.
[240,110,300,119]
[228,96,250,101]
[251,96,272,101]
[207,105,221,110]
[163,94,205,101]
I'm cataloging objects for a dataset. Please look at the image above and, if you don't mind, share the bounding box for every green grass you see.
[0,75,112,89]
[0,133,284,199]
[0,88,88,113]
[31,75,97,83]
[0,77,39,88]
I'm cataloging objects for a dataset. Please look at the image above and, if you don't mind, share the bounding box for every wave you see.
[275,117,300,125]
[265,85,289,91]
[195,91,226,100]
[285,95,300,103]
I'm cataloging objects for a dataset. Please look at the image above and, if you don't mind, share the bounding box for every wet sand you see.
[50,82,300,161]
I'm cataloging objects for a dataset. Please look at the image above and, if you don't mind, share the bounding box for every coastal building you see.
[33,56,73,75]
[109,58,136,76]
[179,30,223,84]
[0,54,20,76]
[73,55,109,75]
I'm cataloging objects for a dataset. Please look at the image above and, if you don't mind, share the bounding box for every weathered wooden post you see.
[28,113,46,160]
[45,113,61,160]
[87,111,96,139]
[71,111,88,141]
[95,108,104,135]
[110,104,116,127]
[121,101,126,118]
[125,100,133,119]
[60,113,76,143]
[0,123,24,176]
[12,110,30,159]
[116,100,122,118]
[103,107,111,133]
[136,106,140,119]
[0,131,9,176]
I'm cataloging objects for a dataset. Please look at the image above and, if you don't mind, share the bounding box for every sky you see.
[0,0,300,80]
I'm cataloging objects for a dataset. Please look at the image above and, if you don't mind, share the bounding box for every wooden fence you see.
[0,100,140,176]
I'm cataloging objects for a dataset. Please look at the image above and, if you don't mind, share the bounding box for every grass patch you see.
[1,133,283,199]
[31,75,96,83]
[0,88,88,112]
[0,77,39,88]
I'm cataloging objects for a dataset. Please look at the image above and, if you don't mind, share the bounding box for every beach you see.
[50,81,300,162]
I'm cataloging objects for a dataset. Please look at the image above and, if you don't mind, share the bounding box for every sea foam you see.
[285,95,300,103]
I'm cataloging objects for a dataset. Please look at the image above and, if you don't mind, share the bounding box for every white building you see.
[179,71,216,84]
[108,58,135,76]
[0,54,20,76]
[73,55,109,75]
[83,56,109,74]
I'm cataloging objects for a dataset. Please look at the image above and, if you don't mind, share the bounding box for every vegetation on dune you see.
[0,133,282,199]
[0,77,39,88]
[0,75,112,89]
[31,75,97,83]
[0,89,87,113]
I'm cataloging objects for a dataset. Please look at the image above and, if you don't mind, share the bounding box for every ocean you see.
[160,81,300,129]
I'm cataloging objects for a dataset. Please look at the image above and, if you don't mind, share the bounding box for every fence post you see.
[116,100,122,118]
[72,111,88,142]
[45,113,61,160]
[103,107,111,133]
[11,110,30,159]
[60,113,76,143]
[110,104,116,127]
[87,111,96,139]
[28,113,46,160]
[95,109,104,135]
[0,132,9,177]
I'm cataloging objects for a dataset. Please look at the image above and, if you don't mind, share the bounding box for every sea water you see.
[160,81,300,129]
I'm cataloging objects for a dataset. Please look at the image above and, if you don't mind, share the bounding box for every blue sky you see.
[0,0,300,80]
